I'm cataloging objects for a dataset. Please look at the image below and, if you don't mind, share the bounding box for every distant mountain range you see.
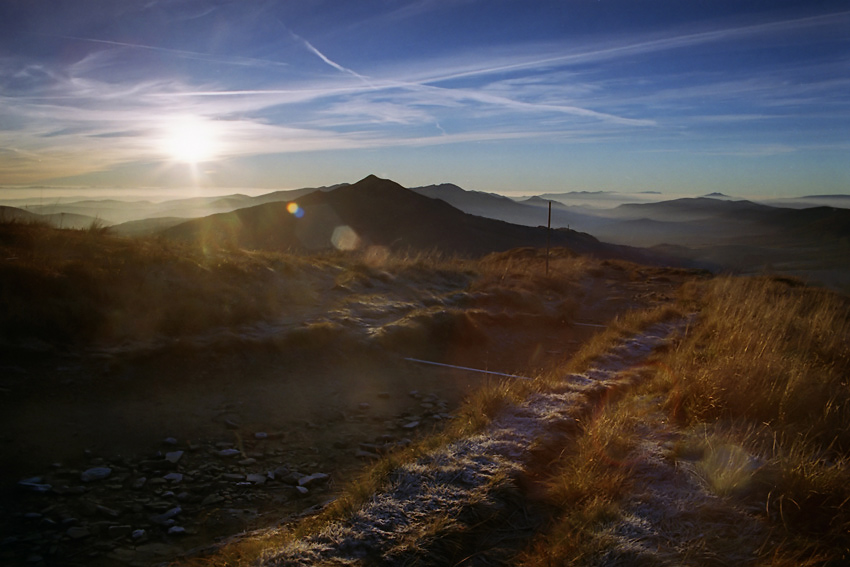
[161,175,665,264]
[2,178,847,289]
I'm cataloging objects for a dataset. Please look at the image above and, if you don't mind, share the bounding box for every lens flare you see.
[287,202,305,218]
[332,225,360,251]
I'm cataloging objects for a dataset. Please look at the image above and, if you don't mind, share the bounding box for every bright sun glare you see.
[160,116,221,164]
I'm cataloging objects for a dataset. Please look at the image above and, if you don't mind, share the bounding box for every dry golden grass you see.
[520,275,850,566]
[655,276,850,560]
[0,222,479,348]
[0,221,322,345]
[516,391,656,567]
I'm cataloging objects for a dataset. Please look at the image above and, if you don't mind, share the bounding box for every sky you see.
[0,0,848,199]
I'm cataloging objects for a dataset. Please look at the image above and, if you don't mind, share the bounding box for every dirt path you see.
[0,263,691,566]
[257,319,690,566]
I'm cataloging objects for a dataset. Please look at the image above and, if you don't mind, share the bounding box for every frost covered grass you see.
[0,222,602,350]
[519,275,850,566]
[657,276,850,560]
[178,316,687,567]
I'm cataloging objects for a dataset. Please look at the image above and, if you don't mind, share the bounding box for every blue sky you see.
[0,0,848,198]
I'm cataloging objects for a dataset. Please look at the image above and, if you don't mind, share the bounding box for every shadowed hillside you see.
[161,175,667,264]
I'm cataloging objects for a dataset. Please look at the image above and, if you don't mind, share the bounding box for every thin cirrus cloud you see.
[0,3,847,190]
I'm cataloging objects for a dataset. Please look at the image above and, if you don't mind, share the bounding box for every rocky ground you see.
[0,262,690,566]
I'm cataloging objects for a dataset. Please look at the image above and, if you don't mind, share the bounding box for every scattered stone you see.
[402,421,420,429]
[297,473,329,487]
[107,525,132,539]
[254,432,268,440]
[355,449,380,460]
[80,467,112,482]
[358,402,371,410]
[18,479,52,493]
[246,473,267,485]
[220,473,244,481]
[163,472,183,483]
[224,419,241,430]
[294,486,308,495]
[217,449,241,458]
[66,526,91,540]
[149,507,181,526]
[271,465,290,478]
[131,529,146,540]
[200,494,224,506]
[238,458,257,466]
[163,437,178,446]
[96,505,120,518]
[167,526,186,536]
[132,477,147,489]
[164,451,184,464]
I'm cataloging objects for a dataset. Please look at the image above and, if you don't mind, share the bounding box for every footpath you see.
[259,319,690,566]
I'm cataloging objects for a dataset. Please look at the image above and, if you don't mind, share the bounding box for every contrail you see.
[39,33,289,68]
[280,22,374,87]
[300,38,374,86]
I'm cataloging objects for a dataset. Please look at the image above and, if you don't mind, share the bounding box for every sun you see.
[160,116,221,164]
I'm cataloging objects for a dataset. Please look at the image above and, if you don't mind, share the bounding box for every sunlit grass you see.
[520,275,850,566]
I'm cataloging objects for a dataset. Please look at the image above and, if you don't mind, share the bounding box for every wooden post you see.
[546,200,551,276]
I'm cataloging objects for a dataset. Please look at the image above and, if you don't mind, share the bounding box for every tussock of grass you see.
[522,275,850,566]
[669,276,850,445]
[0,223,479,348]
[653,276,850,558]
[518,396,646,566]
[0,222,322,346]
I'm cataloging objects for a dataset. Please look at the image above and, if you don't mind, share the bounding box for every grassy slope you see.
[187,276,850,566]
[6,221,846,565]
[519,276,850,566]
[0,221,320,347]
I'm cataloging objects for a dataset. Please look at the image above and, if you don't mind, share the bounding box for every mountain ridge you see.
[161,175,666,263]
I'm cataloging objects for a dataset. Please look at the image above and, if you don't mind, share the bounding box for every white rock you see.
[246,473,267,485]
[298,473,330,487]
[165,451,184,464]
[163,472,183,483]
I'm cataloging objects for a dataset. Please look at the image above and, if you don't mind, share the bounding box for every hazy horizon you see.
[1,1,848,199]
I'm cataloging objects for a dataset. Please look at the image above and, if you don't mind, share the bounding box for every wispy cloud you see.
[0,4,846,187]
[38,33,291,69]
